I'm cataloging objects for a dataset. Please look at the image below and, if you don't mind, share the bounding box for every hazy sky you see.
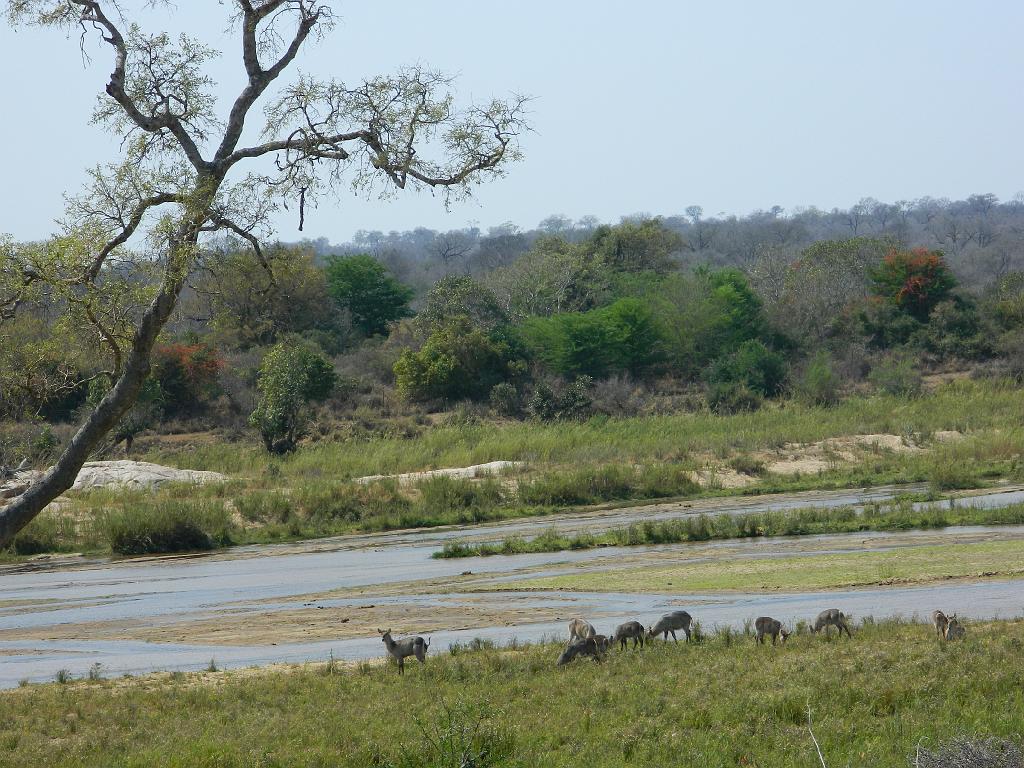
[2,1,1023,243]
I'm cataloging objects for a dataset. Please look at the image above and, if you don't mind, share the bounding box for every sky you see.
[1,1,1023,244]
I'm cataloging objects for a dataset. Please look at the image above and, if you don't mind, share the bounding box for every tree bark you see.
[0,228,200,547]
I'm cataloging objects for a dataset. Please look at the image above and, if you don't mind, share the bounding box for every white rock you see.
[354,460,523,486]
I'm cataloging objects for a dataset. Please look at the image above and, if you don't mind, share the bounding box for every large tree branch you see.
[85,192,179,282]
[214,1,325,166]
[72,1,209,171]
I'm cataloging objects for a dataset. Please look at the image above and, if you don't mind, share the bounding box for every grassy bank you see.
[501,539,1024,593]
[7,380,1024,558]
[436,498,1024,558]
[2,620,1022,767]
[142,379,1024,482]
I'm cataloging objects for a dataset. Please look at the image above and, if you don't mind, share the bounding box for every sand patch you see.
[355,460,524,486]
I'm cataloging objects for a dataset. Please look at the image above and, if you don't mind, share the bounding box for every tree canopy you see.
[0,0,527,546]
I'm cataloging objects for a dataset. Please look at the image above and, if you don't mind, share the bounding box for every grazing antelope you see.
[556,636,604,666]
[944,614,966,641]
[648,611,693,642]
[568,618,596,643]
[379,628,430,675]
[931,610,949,639]
[592,634,612,653]
[613,621,646,650]
[754,616,790,646]
[811,609,852,638]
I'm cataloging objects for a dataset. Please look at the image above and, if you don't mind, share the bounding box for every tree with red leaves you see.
[152,342,224,418]
[869,248,957,321]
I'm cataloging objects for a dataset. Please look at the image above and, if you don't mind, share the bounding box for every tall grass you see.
[141,380,1024,482]
[2,620,1022,767]
[436,499,1024,558]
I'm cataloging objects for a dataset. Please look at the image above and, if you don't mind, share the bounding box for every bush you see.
[870,247,957,321]
[521,298,666,378]
[488,382,520,417]
[526,376,594,421]
[417,477,503,516]
[324,253,413,336]
[868,355,922,397]
[297,482,409,524]
[394,319,525,403]
[250,342,337,453]
[101,501,234,555]
[795,352,841,407]
[151,341,223,417]
[707,381,763,414]
[705,340,787,398]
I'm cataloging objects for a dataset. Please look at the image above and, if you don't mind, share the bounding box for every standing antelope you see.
[754,616,790,646]
[931,610,949,639]
[568,618,596,643]
[944,614,966,641]
[379,628,430,675]
[613,621,646,650]
[556,636,604,666]
[648,611,693,642]
[811,609,852,638]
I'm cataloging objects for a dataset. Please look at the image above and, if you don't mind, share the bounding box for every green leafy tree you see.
[586,218,683,274]
[0,1,526,546]
[250,343,336,454]
[325,254,414,336]
[393,319,524,402]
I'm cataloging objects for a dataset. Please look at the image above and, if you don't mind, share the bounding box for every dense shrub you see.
[705,340,787,397]
[152,341,224,417]
[521,298,665,378]
[795,352,841,407]
[706,381,763,414]
[297,482,410,524]
[394,319,525,402]
[100,501,234,555]
[870,247,957,321]
[868,354,923,397]
[488,382,521,416]
[526,376,594,421]
[419,276,507,332]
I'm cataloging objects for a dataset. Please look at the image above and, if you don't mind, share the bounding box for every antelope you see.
[811,609,852,638]
[592,634,612,653]
[556,636,604,666]
[931,610,949,639]
[379,628,430,675]
[944,614,966,641]
[613,620,646,650]
[568,618,596,643]
[648,611,693,642]
[754,616,791,645]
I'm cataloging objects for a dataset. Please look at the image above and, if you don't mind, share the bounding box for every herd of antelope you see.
[378,607,966,673]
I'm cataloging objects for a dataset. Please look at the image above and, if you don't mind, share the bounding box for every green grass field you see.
[1,620,1021,767]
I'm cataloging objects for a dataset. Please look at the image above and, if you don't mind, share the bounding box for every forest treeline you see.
[3,194,1024,458]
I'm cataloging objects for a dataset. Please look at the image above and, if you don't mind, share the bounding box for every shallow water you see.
[0,483,1022,688]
